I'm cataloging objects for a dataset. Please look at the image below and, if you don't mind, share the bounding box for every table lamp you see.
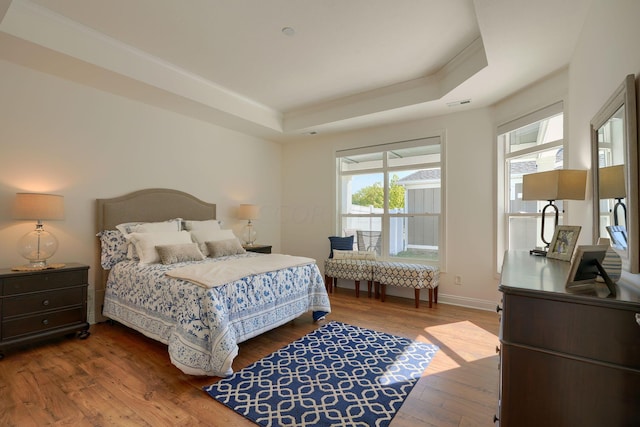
[522,169,587,256]
[13,193,65,267]
[599,164,626,227]
[238,204,260,246]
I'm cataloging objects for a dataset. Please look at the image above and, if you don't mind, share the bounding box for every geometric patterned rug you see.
[204,321,439,427]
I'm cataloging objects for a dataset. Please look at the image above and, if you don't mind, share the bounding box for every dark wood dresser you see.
[497,251,640,426]
[0,263,90,358]
[243,244,272,254]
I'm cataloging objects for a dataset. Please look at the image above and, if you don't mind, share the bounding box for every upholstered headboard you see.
[95,188,216,322]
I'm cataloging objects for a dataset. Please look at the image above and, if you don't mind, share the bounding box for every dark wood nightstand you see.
[0,263,90,358]
[243,244,272,254]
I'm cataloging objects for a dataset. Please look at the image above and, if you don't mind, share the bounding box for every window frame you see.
[335,135,445,267]
[496,102,566,271]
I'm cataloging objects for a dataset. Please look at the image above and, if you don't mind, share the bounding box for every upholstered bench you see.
[324,258,375,298]
[373,262,439,308]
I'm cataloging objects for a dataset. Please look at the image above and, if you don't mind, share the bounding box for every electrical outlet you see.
[454,275,462,285]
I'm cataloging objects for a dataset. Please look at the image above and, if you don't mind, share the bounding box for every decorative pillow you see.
[116,219,183,260]
[328,235,354,258]
[116,218,182,238]
[206,238,247,258]
[129,231,192,264]
[191,229,236,256]
[156,243,205,265]
[97,230,128,269]
[333,249,377,261]
[182,219,221,232]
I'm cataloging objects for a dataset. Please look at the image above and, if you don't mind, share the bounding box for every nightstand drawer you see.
[3,287,84,317]
[2,307,85,339]
[2,270,86,295]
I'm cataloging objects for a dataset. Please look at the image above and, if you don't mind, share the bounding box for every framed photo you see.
[547,225,581,261]
[567,245,610,283]
[606,225,628,250]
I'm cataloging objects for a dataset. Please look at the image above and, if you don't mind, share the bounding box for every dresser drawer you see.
[503,293,640,369]
[2,307,85,339]
[3,287,84,317]
[2,270,86,295]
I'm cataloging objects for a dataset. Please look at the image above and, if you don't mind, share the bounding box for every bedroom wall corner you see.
[0,59,283,323]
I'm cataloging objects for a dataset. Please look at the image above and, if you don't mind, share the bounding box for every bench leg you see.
[380,283,386,302]
[324,275,333,293]
[415,289,420,308]
[428,288,433,308]
[374,282,380,299]
[367,280,372,298]
[355,280,360,298]
[434,286,438,303]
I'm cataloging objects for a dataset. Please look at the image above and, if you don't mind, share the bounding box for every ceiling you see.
[0,0,593,142]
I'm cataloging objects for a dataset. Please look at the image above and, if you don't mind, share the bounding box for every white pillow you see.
[190,229,236,256]
[116,219,182,238]
[182,219,220,232]
[129,231,192,264]
[116,219,183,260]
[333,250,377,261]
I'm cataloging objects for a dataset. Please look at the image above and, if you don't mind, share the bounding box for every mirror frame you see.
[591,74,639,273]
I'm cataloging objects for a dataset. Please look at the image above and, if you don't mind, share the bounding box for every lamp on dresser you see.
[238,203,260,246]
[522,169,587,256]
[12,192,65,267]
[599,164,627,227]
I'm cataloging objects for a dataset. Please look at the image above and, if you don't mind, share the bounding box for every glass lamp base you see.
[17,228,58,267]
[243,224,257,246]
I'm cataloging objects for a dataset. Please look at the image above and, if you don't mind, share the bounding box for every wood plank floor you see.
[0,289,500,427]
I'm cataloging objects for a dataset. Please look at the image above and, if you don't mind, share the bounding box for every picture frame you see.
[566,244,615,296]
[547,225,581,261]
[606,225,628,250]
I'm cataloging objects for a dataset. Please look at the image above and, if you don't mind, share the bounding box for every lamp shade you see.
[522,170,587,201]
[13,193,65,220]
[599,165,626,199]
[238,204,260,220]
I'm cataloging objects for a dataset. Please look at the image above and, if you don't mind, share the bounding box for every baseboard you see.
[334,280,498,312]
[437,293,498,312]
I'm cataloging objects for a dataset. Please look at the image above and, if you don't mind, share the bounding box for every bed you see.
[95,188,331,376]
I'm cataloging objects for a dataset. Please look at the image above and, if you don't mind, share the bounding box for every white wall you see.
[0,60,283,322]
[282,108,501,310]
[568,0,640,286]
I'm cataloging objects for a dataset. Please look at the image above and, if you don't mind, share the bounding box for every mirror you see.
[591,74,638,273]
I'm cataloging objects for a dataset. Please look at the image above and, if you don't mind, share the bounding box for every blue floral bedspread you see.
[102,253,331,376]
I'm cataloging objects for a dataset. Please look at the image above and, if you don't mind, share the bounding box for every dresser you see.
[0,263,90,358]
[243,244,272,254]
[497,251,640,426]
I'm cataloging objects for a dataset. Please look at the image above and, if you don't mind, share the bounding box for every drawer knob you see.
[496,345,500,354]
[42,319,49,325]
[496,305,503,313]
[42,299,50,306]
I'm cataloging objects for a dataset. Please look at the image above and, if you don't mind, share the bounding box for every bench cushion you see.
[324,259,374,280]
[373,262,439,289]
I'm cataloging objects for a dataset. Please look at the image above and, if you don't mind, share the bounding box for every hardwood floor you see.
[0,289,499,427]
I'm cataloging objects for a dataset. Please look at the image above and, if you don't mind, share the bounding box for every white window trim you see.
[335,134,446,270]
[496,102,566,273]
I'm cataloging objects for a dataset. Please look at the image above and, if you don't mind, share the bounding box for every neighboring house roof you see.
[397,169,440,184]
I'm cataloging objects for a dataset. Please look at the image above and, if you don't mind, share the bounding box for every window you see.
[497,102,565,268]
[336,136,443,264]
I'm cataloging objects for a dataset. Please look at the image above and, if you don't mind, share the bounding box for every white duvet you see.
[166,254,315,288]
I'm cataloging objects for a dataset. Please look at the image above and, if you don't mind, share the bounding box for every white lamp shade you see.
[522,170,587,201]
[599,165,626,199]
[238,204,260,220]
[13,193,65,220]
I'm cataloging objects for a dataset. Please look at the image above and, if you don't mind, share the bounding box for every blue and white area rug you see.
[204,321,439,427]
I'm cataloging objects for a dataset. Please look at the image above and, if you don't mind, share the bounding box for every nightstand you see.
[243,244,272,254]
[0,263,90,358]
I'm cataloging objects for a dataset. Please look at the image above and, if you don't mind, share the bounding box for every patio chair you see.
[356,230,382,254]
